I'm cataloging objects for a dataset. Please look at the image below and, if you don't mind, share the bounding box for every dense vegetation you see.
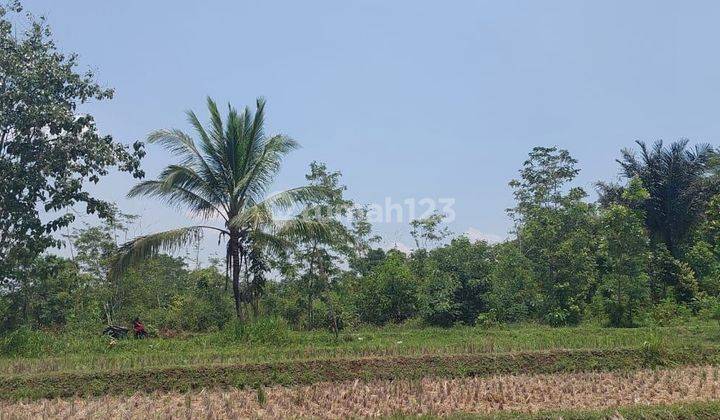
[3,137,718,340]
[2,3,720,350]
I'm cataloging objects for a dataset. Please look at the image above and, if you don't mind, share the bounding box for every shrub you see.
[648,245,700,304]
[475,311,500,328]
[354,252,419,325]
[164,293,233,332]
[487,242,538,323]
[695,295,720,323]
[419,270,460,327]
[650,297,693,326]
[223,317,294,345]
[0,326,51,357]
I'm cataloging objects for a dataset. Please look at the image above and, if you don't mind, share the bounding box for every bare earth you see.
[4,365,720,419]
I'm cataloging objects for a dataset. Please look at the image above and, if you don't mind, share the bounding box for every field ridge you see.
[3,345,719,401]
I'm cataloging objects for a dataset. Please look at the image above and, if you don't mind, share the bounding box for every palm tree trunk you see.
[229,231,243,320]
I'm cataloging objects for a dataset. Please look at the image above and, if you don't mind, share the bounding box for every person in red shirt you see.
[132,317,147,339]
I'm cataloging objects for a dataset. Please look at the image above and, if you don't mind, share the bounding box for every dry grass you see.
[3,365,720,419]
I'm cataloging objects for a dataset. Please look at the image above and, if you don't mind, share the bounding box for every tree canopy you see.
[0,2,144,284]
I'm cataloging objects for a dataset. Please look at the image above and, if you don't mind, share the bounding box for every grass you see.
[2,321,720,401]
[3,345,720,400]
[2,321,719,376]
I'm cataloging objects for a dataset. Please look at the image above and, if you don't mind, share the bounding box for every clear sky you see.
[16,0,720,259]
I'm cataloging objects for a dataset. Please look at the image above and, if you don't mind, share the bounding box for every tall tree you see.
[613,140,718,257]
[0,2,145,284]
[409,211,451,249]
[423,237,493,325]
[348,205,381,275]
[289,162,352,329]
[510,147,597,325]
[507,146,580,222]
[596,177,651,327]
[686,194,720,296]
[354,251,419,325]
[110,98,330,320]
[488,241,538,323]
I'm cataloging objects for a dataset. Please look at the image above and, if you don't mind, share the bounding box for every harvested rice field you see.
[4,365,720,419]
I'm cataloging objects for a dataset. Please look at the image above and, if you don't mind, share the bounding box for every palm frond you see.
[156,164,229,212]
[272,217,345,244]
[109,226,226,280]
[228,202,275,231]
[237,98,267,177]
[256,185,329,212]
[146,128,226,196]
[186,108,230,186]
[128,180,224,221]
[248,230,292,255]
[146,129,198,164]
[232,135,300,204]
[206,97,226,146]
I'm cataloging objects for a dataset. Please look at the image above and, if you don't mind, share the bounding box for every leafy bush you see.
[354,252,419,325]
[164,294,233,332]
[475,311,500,328]
[650,297,693,326]
[695,295,720,323]
[648,245,699,304]
[419,270,460,327]
[159,268,234,332]
[487,242,538,323]
[0,326,50,357]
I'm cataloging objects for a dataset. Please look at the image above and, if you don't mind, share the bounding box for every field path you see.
[3,365,720,418]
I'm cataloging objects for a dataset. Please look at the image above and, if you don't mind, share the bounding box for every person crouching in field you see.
[133,317,148,339]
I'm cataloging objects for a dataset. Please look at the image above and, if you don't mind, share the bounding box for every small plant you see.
[640,339,664,367]
[256,385,267,406]
[695,295,720,324]
[475,311,499,329]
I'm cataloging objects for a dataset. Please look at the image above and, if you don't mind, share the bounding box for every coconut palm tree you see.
[110,97,330,319]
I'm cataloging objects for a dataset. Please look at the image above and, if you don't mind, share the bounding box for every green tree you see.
[354,251,418,325]
[164,266,233,332]
[510,147,597,325]
[596,178,651,327]
[348,206,381,276]
[0,255,91,331]
[70,206,138,324]
[487,241,538,323]
[686,194,720,296]
[423,237,493,324]
[288,162,352,329]
[419,264,460,327]
[647,244,699,304]
[612,140,718,257]
[0,2,144,284]
[508,146,580,221]
[111,98,331,320]
[110,254,189,326]
[409,211,451,249]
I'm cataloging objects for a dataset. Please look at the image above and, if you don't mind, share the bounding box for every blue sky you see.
[17,0,720,259]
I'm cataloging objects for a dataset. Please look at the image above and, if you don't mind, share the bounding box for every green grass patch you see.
[2,322,718,375]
